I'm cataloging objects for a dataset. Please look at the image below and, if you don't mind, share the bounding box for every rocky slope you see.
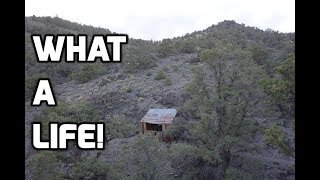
[25,53,294,179]
[25,16,295,179]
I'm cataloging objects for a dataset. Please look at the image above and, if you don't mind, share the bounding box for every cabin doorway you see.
[145,123,162,131]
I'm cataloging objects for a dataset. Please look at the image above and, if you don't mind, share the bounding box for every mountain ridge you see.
[25,16,294,41]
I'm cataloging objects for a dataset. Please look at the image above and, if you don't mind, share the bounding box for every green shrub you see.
[164,77,172,86]
[33,101,102,138]
[105,115,135,141]
[177,40,196,53]
[31,103,131,179]
[28,151,63,180]
[123,48,156,73]
[146,71,152,76]
[125,85,132,93]
[224,168,242,180]
[156,39,176,58]
[71,157,109,179]
[55,62,77,77]
[70,64,105,83]
[172,65,179,71]
[154,70,166,80]
[264,123,291,156]
[169,143,217,178]
[128,134,167,179]
[25,74,49,100]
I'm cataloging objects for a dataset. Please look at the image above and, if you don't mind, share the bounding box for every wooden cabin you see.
[140,109,177,142]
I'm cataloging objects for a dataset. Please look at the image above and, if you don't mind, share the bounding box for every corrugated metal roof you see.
[141,109,177,124]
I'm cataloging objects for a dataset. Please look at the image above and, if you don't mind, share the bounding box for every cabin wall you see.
[140,122,173,142]
[141,122,147,134]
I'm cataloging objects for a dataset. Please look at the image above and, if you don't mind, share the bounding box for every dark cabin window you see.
[146,123,162,131]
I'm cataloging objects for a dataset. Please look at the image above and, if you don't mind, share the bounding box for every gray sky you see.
[25,0,295,40]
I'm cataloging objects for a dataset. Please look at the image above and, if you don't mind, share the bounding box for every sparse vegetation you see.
[164,77,172,86]
[157,39,176,58]
[224,168,243,180]
[154,70,167,80]
[29,101,134,179]
[146,71,152,76]
[28,151,64,180]
[126,134,168,179]
[70,64,105,83]
[125,85,133,93]
[25,73,47,99]
[172,65,179,72]
[105,115,135,142]
[71,157,123,179]
[123,47,157,73]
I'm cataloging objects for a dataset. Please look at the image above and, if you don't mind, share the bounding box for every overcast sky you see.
[25,0,295,40]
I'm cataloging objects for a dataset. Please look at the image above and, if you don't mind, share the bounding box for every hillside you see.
[25,16,295,179]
